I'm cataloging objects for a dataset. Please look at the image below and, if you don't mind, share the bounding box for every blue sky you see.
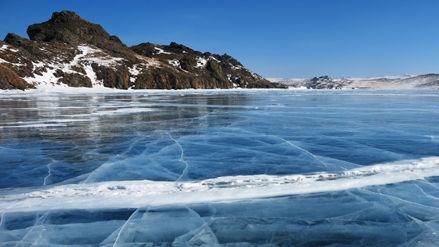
[0,0,438,78]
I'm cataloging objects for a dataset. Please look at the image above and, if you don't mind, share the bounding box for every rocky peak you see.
[310,75,330,83]
[4,33,30,48]
[50,10,82,23]
[27,10,111,45]
[26,10,134,61]
[167,42,195,54]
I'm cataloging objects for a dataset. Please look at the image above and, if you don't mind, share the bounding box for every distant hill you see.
[270,74,439,89]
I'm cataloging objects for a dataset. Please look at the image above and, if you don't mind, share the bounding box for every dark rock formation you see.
[92,64,131,89]
[56,71,92,87]
[27,10,135,61]
[0,64,34,90]
[0,10,275,90]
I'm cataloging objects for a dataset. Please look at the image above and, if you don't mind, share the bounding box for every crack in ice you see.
[279,137,329,168]
[112,208,139,247]
[43,158,55,186]
[230,127,329,169]
[168,132,190,188]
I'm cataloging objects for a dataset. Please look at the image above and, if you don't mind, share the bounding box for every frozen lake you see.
[1,89,439,246]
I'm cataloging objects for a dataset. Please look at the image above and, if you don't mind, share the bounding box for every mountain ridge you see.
[0,10,275,90]
[270,74,439,89]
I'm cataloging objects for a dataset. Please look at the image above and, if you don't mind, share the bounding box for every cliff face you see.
[0,10,275,90]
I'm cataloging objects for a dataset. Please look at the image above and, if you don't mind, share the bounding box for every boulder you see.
[0,64,33,90]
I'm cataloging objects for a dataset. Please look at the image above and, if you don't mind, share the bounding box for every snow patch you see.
[24,63,59,86]
[168,59,181,68]
[22,45,125,88]
[77,45,124,67]
[129,64,141,83]
[195,57,207,68]
[0,44,19,53]
[230,63,243,70]
[226,74,232,81]
[249,69,263,80]
[209,56,220,63]
[154,47,171,55]
[0,57,11,64]
[84,64,102,86]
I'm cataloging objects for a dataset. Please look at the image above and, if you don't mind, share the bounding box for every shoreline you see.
[1,86,438,95]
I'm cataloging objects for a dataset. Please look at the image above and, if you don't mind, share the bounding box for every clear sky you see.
[0,0,438,78]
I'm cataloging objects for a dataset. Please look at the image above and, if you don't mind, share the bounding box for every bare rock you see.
[0,64,34,90]
[27,10,136,61]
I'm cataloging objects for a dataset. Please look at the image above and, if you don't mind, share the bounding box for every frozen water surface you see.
[0,89,439,246]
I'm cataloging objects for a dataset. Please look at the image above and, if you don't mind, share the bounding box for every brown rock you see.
[0,64,33,90]
[58,73,92,87]
[92,64,131,89]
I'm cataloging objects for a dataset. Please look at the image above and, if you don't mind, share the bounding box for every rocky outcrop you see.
[0,64,34,90]
[0,10,276,90]
[307,76,351,89]
[27,10,134,61]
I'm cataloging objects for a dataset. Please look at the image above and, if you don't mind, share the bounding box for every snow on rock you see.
[230,63,244,70]
[195,57,207,68]
[0,57,11,64]
[84,64,102,86]
[23,45,125,88]
[76,45,124,67]
[129,64,141,83]
[209,56,220,63]
[24,62,59,86]
[154,47,171,55]
[248,69,264,80]
[168,59,181,68]
[0,44,19,53]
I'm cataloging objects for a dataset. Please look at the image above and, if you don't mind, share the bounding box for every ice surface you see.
[0,90,439,245]
[1,156,439,213]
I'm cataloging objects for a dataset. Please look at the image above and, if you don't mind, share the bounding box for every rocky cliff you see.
[0,10,275,90]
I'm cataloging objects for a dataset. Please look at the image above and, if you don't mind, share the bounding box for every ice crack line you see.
[43,158,55,186]
[112,208,139,247]
[227,128,329,168]
[168,132,190,189]
[277,136,328,168]
[0,211,4,229]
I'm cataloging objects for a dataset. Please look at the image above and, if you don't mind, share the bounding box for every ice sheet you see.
[0,90,439,245]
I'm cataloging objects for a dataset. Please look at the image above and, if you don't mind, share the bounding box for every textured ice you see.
[1,89,439,246]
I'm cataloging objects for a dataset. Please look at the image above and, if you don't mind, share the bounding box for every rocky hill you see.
[0,10,275,90]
